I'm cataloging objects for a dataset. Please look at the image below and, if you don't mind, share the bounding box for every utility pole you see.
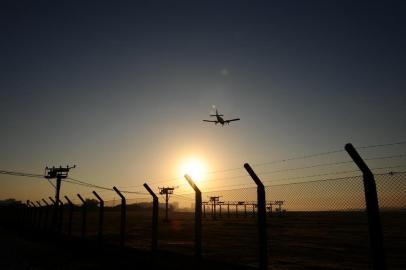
[158,186,176,222]
[44,165,75,230]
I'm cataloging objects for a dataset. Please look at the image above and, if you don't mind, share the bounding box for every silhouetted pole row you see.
[244,163,268,270]
[77,194,87,239]
[30,201,37,229]
[42,199,49,230]
[185,174,202,261]
[36,201,42,228]
[36,201,42,230]
[345,143,386,270]
[48,197,56,232]
[93,191,104,246]
[58,201,64,233]
[64,196,74,237]
[113,186,126,248]
[144,183,159,253]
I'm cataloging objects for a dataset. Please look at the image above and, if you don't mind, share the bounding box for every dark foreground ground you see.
[0,226,255,270]
[1,209,405,269]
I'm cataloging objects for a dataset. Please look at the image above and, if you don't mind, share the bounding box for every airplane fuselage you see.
[217,115,225,125]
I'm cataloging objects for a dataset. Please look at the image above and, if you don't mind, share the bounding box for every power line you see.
[0,170,43,178]
[197,153,406,185]
[66,177,148,195]
[46,178,56,189]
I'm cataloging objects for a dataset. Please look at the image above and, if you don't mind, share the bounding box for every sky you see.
[1,0,405,203]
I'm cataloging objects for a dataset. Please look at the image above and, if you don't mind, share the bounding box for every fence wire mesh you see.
[3,170,405,269]
[376,172,406,270]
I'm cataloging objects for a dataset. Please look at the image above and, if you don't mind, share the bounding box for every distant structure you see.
[158,186,177,221]
[208,196,223,219]
[202,200,285,219]
[267,200,284,216]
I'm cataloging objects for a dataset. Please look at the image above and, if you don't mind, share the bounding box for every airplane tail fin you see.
[210,110,223,117]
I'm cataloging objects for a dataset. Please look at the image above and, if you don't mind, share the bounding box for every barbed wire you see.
[173,170,406,196]
[177,153,406,187]
[2,140,405,197]
[118,140,406,188]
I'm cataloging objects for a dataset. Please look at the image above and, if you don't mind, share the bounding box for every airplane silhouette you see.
[203,109,240,126]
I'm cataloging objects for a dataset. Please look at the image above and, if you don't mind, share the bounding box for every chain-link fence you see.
[5,170,405,269]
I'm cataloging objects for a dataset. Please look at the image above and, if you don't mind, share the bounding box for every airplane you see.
[203,109,240,126]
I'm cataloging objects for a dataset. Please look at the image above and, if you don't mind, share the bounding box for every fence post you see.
[77,194,87,240]
[113,186,126,248]
[42,199,50,231]
[26,200,32,229]
[29,201,37,229]
[244,163,268,270]
[58,201,64,234]
[17,203,25,230]
[64,196,74,238]
[345,143,386,270]
[36,201,42,231]
[48,197,56,232]
[92,191,104,246]
[144,183,159,253]
[184,174,202,261]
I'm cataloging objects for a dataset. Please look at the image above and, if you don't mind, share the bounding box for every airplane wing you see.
[224,118,240,123]
[203,120,218,123]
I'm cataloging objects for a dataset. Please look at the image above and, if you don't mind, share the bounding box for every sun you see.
[180,158,207,184]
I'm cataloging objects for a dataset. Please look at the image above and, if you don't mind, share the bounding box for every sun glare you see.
[180,158,207,184]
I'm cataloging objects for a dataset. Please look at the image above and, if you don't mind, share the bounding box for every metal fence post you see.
[244,163,268,270]
[26,201,32,228]
[64,196,74,238]
[42,199,50,231]
[144,183,159,253]
[36,201,42,230]
[113,186,126,248]
[17,203,25,230]
[58,201,64,234]
[29,202,37,229]
[77,194,87,239]
[48,197,56,232]
[184,174,202,261]
[92,191,104,246]
[345,143,386,270]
